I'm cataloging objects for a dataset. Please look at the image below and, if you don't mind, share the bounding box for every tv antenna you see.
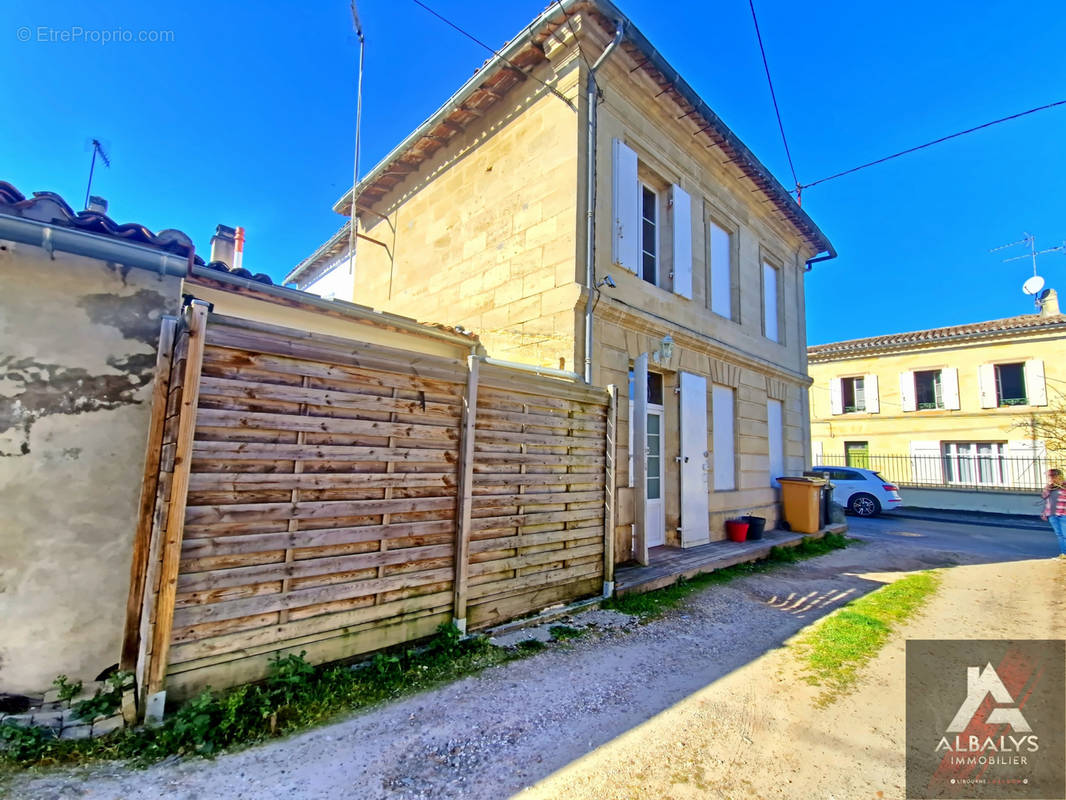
[84,138,111,210]
[993,232,1066,308]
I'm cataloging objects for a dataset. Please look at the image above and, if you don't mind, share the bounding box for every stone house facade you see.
[286,0,835,563]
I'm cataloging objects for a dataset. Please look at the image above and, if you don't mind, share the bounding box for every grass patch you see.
[791,570,942,706]
[0,624,516,773]
[603,532,852,618]
[548,625,583,642]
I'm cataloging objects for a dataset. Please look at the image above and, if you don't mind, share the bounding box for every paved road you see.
[848,511,1060,561]
[8,516,1062,800]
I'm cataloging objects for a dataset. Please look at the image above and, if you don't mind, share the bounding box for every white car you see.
[809,466,903,517]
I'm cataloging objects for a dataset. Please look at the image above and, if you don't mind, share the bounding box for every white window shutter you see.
[611,139,639,273]
[865,374,880,413]
[941,367,960,410]
[829,377,844,415]
[670,184,692,299]
[978,364,997,408]
[763,263,779,342]
[1025,359,1047,406]
[899,371,917,412]
[811,440,823,466]
[1008,439,1047,486]
[909,440,944,483]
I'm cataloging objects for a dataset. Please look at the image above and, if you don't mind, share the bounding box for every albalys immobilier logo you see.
[906,640,1065,799]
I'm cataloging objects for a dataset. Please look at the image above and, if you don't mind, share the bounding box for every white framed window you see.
[762,261,780,342]
[639,183,659,286]
[942,442,1008,486]
[611,138,693,299]
[712,384,735,490]
[995,363,1027,406]
[708,218,735,319]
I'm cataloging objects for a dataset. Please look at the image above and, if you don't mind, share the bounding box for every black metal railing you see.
[814,452,1053,492]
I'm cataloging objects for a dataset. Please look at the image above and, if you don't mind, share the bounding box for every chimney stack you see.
[234,226,246,272]
[1040,288,1060,317]
[210,224,237,267]
[86,196,108,214]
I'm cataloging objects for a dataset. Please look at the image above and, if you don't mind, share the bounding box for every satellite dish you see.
[1022,275,1045,295]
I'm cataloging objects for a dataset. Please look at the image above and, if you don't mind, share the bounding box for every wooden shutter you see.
[670,184,692,299]
[1025,360,1047,406]
[941,367,960,410]
[679,372,709,546]
[712,385,735,490]
[978,364,997,408]
[899,371,917,412]
[909,440,943,483]
[611,139,639,273]
[864,374,880,413]
[767,398,784,487]
[708,219,732,318]
[1007,440,1046,487]
[811,439,823,466]
[829,377,844,415]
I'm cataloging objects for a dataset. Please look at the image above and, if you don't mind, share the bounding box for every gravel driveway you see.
[7,519,1054,800]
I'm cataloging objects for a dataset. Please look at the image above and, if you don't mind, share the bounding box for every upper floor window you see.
[762,261,781,342]
[901,368,959,412]
[640,184,659,285]
[915,369,943,410]
[995,363,1027,406]
[708,218,736,320]
[611,138,692,300]
[830,374,879,415]
[842,377,865,412]
[978,360,1046,409]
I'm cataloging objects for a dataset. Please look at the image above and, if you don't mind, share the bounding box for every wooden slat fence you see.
[128,309,612,708]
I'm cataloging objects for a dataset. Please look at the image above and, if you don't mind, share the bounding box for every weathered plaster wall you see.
[0,242,181,695]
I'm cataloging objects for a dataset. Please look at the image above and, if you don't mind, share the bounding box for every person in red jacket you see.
[1041,468,1066,557]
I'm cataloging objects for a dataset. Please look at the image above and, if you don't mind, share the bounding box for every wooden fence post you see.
[603,384,618,596]
[119,315,177,720]
[452,355,480,633]
[144,301,209,718]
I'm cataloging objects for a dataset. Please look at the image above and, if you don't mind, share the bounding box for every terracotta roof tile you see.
[0,181,274,285]
[808,313,1066,360]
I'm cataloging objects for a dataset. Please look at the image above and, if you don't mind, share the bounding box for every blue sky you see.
[3,0,1064,345]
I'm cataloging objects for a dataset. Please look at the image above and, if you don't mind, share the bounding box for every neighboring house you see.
[286,0,835,563]
[808,293,1065,491]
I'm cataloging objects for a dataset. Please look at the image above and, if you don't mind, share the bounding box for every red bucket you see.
[725,520,749,542]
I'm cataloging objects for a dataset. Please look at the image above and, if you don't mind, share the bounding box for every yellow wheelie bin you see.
[778,475,827,534]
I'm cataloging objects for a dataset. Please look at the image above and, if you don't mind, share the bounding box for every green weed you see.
[791,570,942,705]
[604,533,852,618]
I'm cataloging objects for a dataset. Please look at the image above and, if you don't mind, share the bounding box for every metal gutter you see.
[583,19,625,384]
[0,214,190,277]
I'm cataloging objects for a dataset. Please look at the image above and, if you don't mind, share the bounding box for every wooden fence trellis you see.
[122,304,614,713]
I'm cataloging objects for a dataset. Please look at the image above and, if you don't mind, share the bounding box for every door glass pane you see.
[647,477,661,500]
[647,413,660,435]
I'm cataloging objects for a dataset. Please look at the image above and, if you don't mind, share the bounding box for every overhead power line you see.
[747,0,799,194]
[798,99,1066,193]
[409,0,574,109]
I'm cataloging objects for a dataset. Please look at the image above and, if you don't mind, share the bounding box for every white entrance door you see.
[645,406,665,547]
[679,372,710,546]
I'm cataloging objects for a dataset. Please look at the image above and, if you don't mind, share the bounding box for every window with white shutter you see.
[611,139,639,273]
[670,184,692,299]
